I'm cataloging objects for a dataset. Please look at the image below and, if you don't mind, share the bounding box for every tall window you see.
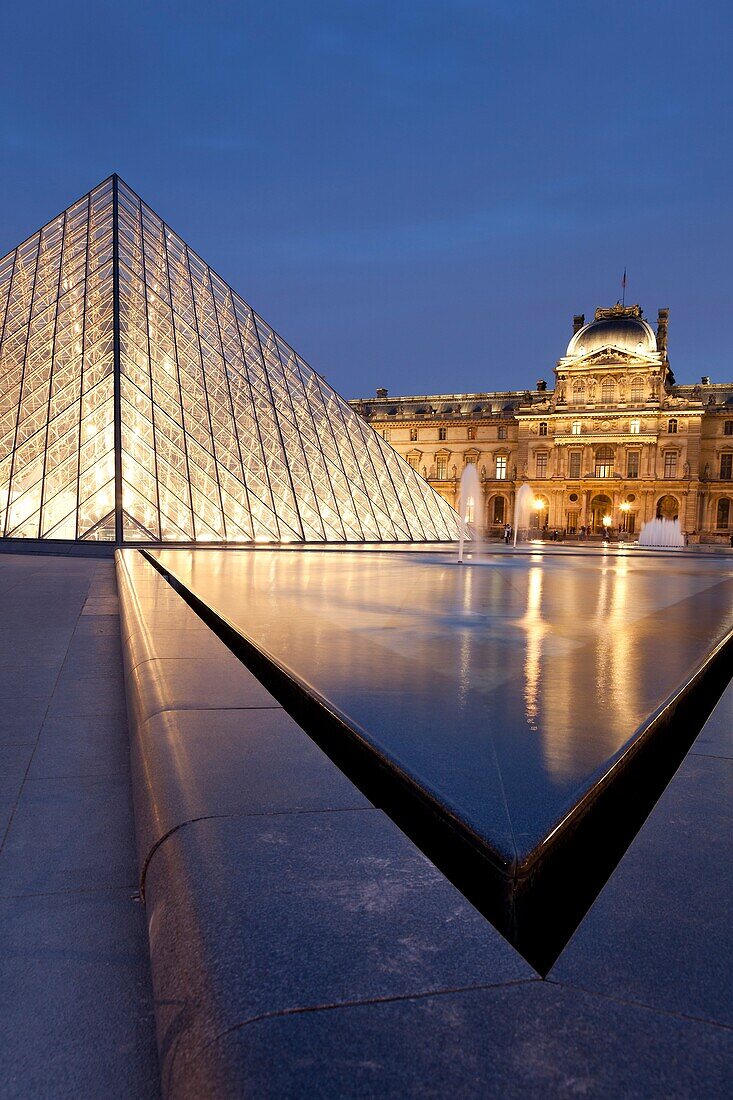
[664,451,678,478]
[535,452,548,478]
[627,451,640,478]
[721,454,733,480]
[467,426,476,440]
[630,378,644,402]
[438,427,447,441]
[601,379,615,403]
[495,455,507,480]
[724,421,733,436]
[410,428,418,442]
[717,499,731,528]
[569,451,581,479]
[630,419,640,434]
[382,429,391,441]
[493,497,505,524]
[571,421,582,435]
[668,418,678,434]
[498,424,507,440]
[539,421,548,436]
[464,455,477,466]
[595,445,614,478]
[406,454,419,470]
[572,381,586,404]
[436,456,447,479]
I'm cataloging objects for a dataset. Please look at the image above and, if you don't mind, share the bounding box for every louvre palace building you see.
[350,303,733,542]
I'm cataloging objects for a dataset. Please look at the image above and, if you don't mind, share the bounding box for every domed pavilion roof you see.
[567,306,657,358]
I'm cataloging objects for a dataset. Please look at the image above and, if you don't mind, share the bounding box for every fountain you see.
[637,517,685,548]
[457,463,482,563]
[513,483,536,547]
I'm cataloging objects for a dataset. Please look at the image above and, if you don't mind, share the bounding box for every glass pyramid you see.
[0,176,460,544]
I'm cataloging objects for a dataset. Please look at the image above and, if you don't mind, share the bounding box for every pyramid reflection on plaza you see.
[0,176,460,544]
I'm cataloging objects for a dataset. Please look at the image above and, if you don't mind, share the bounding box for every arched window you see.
[716,499,731,528]
[492,496,505,524]
[656,494,679,520]
[630,377,644,403]
[594,445,614,478]
[601,379,615,404]
[572,381,586,405]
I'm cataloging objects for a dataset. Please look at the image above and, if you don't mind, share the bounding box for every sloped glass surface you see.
[0,179,115,540]
[0,176,460,544]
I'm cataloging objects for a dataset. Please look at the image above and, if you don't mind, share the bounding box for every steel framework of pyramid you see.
[0,175,461,544]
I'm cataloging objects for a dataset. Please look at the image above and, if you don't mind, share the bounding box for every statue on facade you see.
[451,464,457,479]
[703,463,710,480]
[481,465,486,481]
[683,460,690,479]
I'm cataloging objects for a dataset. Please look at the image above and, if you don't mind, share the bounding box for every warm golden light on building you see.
[352,302,733,543]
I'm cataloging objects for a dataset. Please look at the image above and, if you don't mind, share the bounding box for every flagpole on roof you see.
[622,267,627,307]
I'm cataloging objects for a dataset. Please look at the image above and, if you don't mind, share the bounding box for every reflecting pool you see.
[153,547,733,869]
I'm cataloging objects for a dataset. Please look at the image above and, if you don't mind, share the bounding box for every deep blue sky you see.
[1,1,730,397]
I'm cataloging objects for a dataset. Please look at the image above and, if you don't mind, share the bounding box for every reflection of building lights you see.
[602,514,612,528]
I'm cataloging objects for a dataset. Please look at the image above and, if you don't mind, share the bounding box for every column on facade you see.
[552,489,563,529]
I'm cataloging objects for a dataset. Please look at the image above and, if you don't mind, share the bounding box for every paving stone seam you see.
[24,770,131,782]
[139,804,381,898]
[0,571,94,855]
[0,883,143,902]
[181,977,546,1077]
[543,977,733,1033]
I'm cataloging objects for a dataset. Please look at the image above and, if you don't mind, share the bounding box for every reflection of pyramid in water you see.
[0,176,460,543]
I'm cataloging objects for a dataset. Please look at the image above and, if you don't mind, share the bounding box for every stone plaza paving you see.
[0,554,159,1099]
[1,546,732,1097]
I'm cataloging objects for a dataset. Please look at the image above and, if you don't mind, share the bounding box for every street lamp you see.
[620,501,630,533]
[534,497,545,533]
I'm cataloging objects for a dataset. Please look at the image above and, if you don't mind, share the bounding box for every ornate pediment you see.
[566,346,657,368]
[594,302,643,321]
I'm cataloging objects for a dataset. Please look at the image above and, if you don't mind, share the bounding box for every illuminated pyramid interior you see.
[0,176,460,543]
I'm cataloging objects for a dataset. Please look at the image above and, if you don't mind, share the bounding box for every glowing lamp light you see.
[534,498,545,510]
[602,514,612,528]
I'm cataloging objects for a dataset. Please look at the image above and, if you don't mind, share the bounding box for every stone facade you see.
[350,304,733,541]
